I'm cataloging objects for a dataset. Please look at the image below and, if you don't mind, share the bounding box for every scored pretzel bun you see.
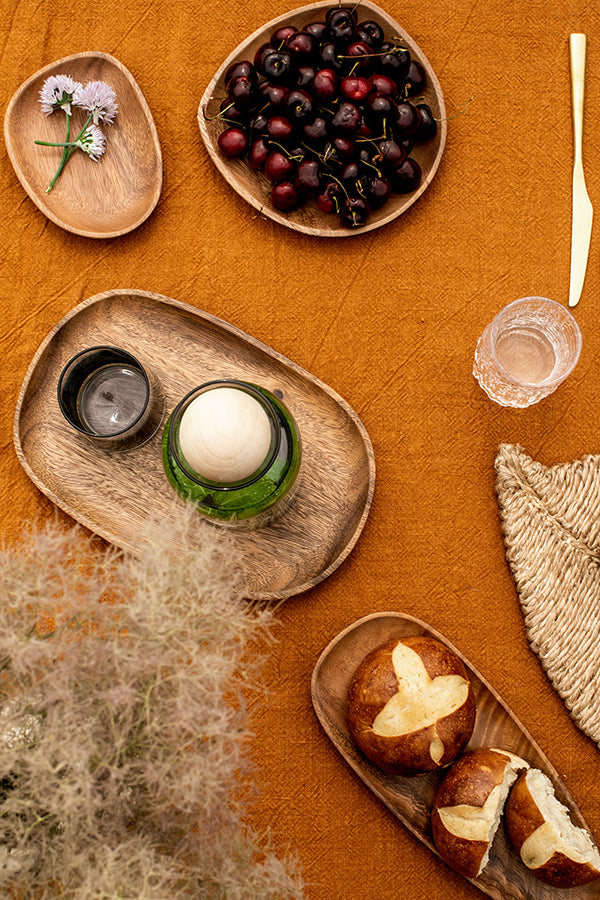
[504,768,600,888]
[346,635,476,776]
[431,747,529,879]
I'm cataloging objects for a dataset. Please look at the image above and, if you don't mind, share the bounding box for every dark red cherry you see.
[304,21,328,41]
[330,136,355,159]
[331,101,361,133]
[414,103,437,141]
[254,42,275,72]
[370,73,397,97]
[340,75,372,102]
[303,116,328,144]
[295,65,316,89]
[287,145,308,163]
[224,60,257,85]
[356,20,384,51]
[248,137,270,170]
[405,60,427,96]
[317,179,345,215]
[248,112,268,137]
[356,116,373,139]
[390,157,421,193]
[318,42,345,71]
[271,181,303,211]
[364,175,391,209]
[271,24,297,46]
[285,30,316,59]
[219,99,249,124]
[266,115,294,141]
[379,42,411,81]
[217,126,248,158]
[340,160,361,186]
[325,5,358,25]
[395,101,421,136]
[312,68,338,100]
[345,41,373,72]
[366,92,399,127]
[264,150,295,182]
[285,89,314,122]
[259,81,290,110]
[376,138,406,169]
[339,195,369,227]
[227,75,255,107]
[326,8,357,42]
[263,50,293,81]
[295,159,321,194]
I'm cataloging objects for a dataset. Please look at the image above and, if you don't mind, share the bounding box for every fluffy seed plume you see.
[0,506,304,899]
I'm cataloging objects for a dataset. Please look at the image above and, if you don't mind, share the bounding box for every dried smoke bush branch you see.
[0,505,304,899]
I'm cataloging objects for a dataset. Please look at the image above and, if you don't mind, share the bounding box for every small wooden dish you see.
[4,52,162,238]
[312,612,599,900]
[14,289,375,600]
[198,0,446,237]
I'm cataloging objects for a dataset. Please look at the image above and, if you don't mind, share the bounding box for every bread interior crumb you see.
[521,769,600,869]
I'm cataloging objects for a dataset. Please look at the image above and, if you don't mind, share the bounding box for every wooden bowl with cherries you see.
[198,0,447,237]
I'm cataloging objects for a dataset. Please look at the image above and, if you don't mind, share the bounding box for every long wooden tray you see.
[14,290,375,600]
[312,612,599,900]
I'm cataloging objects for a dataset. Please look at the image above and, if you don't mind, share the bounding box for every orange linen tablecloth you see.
[1,1,600,898]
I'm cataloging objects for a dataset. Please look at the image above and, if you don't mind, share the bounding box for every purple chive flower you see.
[38,74,83,116]
[73,80,118,125]
[76,124,106,160]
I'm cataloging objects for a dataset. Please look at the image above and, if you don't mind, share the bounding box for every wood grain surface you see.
[312,612,598,900]
[197,0,447,237]
[4,52,162,238]
[14,289,376,600]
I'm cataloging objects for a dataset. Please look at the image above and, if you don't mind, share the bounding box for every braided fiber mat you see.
[495,443,600,748]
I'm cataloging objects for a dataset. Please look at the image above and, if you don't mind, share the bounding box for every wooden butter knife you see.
[569,33,593,308]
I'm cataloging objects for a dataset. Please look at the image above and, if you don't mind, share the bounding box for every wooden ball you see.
[178,387,272,483]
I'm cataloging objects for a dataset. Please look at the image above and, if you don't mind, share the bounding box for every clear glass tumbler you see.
[57,346,164,450]
[473,297,582,408]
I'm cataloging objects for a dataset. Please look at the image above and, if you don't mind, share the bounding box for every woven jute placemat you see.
[495,442,600,748]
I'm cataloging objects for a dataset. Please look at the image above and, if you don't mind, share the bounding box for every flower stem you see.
[44,111,71,194]
[43,112,93,194]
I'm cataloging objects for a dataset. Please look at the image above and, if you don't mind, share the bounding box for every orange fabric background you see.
[1,1,600,898]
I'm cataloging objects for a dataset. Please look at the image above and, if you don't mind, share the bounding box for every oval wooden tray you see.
[4,52,162,238]
[311,612,599,900]
[14,290,375,600]
[198,0,447,237]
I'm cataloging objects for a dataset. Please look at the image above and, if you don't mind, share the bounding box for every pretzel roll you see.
[431,747,528,878]
[346,635,476,776]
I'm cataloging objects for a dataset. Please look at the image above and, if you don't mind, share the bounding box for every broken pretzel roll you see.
[346,635,476,776]
[505,768,600,888]
[431,747,528,879]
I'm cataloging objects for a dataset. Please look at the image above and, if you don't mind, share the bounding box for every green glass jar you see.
[162,380,301,528]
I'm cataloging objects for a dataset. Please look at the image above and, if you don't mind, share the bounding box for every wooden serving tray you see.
[14,290,375,600]
[312,613,599,900]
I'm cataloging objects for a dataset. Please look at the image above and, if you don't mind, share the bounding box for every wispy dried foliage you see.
[0,508,304,899]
